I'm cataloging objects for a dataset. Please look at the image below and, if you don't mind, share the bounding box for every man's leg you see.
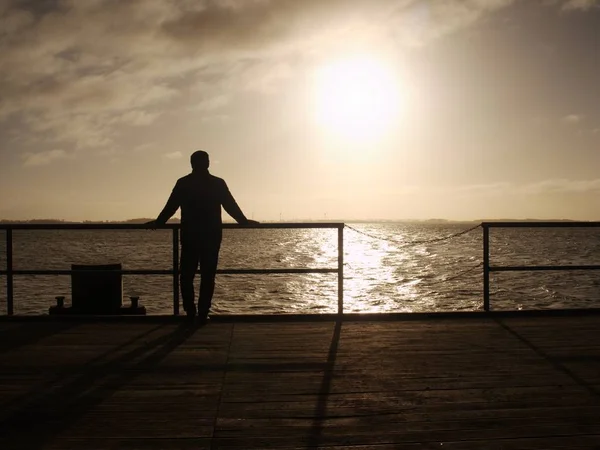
[198,240,221,319]
[180,243,200,317]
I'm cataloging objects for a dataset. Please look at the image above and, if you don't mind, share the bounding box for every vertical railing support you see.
[338,225,344,316]
[483,224,490,312]
[6,228,13,316]
[172,227,180,316]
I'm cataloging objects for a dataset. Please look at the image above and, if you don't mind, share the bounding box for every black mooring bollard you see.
[129,296,139,309]
[55,296,65,308]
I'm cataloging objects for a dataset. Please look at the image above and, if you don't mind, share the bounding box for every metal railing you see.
[0,223,344,316]
[4,221,600,316]
[481,221,600,311]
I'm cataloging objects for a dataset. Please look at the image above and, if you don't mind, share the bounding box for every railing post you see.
[172,227,180,316]
[6,228,13,316]
[483,224,490,312]
[338,225,344,316]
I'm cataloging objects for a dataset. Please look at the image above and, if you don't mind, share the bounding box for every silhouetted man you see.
[147,150,258,323]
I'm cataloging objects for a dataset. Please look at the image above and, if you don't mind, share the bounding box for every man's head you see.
[191,150,209,171]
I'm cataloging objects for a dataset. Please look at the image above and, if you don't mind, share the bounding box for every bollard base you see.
[49,306,146,315]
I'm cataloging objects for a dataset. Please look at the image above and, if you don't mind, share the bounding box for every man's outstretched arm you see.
[221,181,258,225]
[147,182,181,227]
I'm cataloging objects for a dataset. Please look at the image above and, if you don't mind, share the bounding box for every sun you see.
[312,55,402,142]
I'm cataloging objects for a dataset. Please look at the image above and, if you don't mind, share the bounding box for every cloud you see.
[520,178,600,194]
[113,110,162,126]
[562,114,584,124]
[23,149,68,166]
[164,151,182,159]
[132,142,156,153]
[0,0,517,149]
[453,179,600,196]
[188,94,230,112]
[392,0,516,47]
[200,114,230,123]
[561,0,600,11]
[454,182,514,196]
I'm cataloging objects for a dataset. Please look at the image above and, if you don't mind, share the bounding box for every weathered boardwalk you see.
[0,315,599,449]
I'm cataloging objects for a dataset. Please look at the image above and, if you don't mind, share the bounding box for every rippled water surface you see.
[1,223,600,315]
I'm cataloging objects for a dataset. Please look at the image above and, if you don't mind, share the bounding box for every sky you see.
[0,0,599,222]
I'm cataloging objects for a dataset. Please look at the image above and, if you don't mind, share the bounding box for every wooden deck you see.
[0,316,599,449]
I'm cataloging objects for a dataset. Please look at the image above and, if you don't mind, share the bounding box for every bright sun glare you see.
[313,55,402,142]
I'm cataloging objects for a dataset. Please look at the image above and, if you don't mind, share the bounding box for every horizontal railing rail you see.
[0,223,341,230]
[1,223,344,316]
[481,221,600,311]
[480,221,600,228]
[0,269,339,275]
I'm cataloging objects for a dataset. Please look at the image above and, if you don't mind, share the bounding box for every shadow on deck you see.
[0,315,599,449]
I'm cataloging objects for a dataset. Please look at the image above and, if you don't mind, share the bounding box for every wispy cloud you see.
[453,179,600,196]
[164,151,182,160]
[188,94,230,113]
[113,110,163,127]
[133,143,156,153]
[454,182,514,196]
[562,114,584,124]
[23,149,68,166]
[520,178,600,194]
[561,0,600,11]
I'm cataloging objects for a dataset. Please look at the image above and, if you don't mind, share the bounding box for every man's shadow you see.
[0,323,197,448]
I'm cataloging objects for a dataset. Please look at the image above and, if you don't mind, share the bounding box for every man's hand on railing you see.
[145,220,159,230]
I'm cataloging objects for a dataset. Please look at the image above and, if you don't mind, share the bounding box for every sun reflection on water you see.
[282,226,425,313]
[342,227,421,312]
